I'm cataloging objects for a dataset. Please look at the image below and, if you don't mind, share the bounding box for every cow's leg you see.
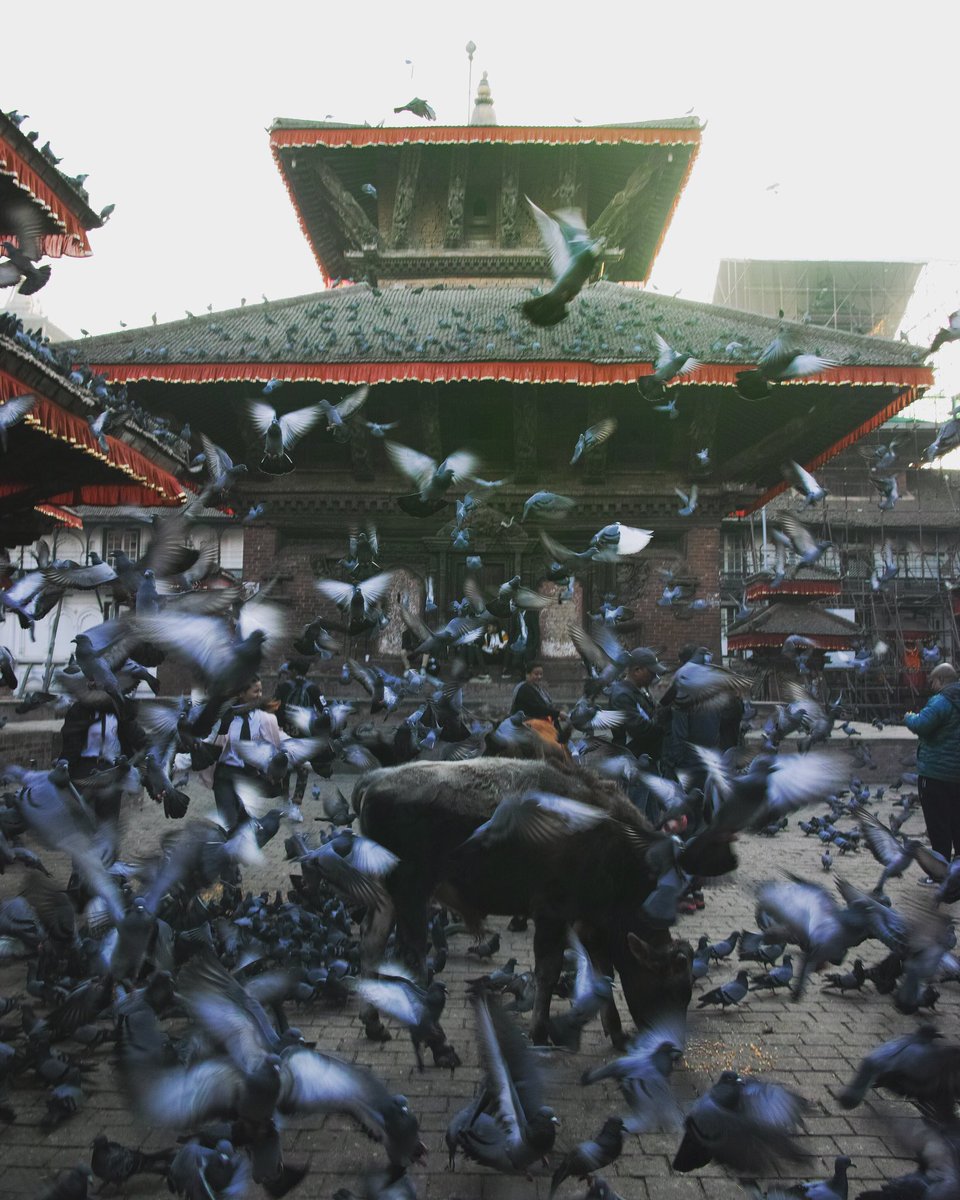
[530,914,565,1045]
[580,927,627,1050]
[359,896,396,1041]
[392,866,433,982]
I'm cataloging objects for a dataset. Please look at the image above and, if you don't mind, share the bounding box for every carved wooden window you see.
[466,190,495,246]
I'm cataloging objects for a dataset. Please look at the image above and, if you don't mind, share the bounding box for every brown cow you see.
[354,758,735,1047]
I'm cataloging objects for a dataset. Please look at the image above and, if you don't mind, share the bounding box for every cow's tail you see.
[351,771,377,826]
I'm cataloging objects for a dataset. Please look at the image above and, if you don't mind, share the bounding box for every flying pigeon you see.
[522,198,603,326]
[393,98,436,120]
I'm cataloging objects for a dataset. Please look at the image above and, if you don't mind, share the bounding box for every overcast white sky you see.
[3,0,960,394]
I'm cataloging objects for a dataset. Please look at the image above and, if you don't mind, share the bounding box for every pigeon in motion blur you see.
[247,398,325,473]
[0,393,35,451]
[837,1024,960,1121]
[549,1116,625,1196]
[571,417,618,465]
[385,441,480,517]
[637,334,700,400]
[450,989,558,1174]
[928,308,960,355]
[580,1018,685,1132]
[735,326,836,401]
[783,460,828,507]
[522,198,604,326]
[923,416,960,463]
[393,98,436,120]
[0,203,52,294]
[673,1070,810,1173]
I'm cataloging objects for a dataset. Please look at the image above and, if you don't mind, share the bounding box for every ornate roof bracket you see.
[309,157,380,251]
[500,147,520,248]
[445,146,469,248]
[590,161,656,246]
[390,144,422,250]
[721,412,810,481]
[553,145,579,208]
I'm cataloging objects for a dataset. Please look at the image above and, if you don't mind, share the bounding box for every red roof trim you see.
[0,135,92,258]
[34,504,83,529]
[269,140,329,284]
[728,633,857,651]
[93,360,934,390]
[269,125,703,151]
[0,373,185,504]
[745,579,842,601]
[732,383,927,518]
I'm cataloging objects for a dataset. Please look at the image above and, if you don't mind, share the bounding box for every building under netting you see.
[713,259,924,338]
[59,80,933,684]
[709,258,956,716]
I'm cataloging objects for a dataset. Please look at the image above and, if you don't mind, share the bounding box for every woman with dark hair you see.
[510,662,570,758]
[204,676,289,831]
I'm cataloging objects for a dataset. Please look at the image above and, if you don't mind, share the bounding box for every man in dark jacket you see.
[59,694,145,821]
[608,647,668,762]
[660,644,743,775]
[905,663,960,866]
[274,659,325,731]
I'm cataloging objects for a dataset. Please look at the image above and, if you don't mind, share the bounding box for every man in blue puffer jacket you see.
[904,663,960,868]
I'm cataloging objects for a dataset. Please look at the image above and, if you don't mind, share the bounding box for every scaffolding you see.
[722,406,960,720]
[713,259,924,338]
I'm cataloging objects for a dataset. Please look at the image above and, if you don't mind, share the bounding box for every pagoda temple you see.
[1,111,187,549]
[65,79,933,664]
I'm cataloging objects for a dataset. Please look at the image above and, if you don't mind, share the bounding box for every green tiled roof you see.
[65,281,927,374]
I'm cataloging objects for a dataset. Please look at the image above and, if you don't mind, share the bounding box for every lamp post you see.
[466,41,476,123]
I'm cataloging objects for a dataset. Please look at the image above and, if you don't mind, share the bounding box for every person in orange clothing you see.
[509,661,570,758]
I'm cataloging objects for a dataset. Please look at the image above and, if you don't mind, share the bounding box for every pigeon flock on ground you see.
[3,105,960,1200]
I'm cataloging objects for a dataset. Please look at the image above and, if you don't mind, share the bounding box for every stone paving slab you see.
[0,773,951,1200]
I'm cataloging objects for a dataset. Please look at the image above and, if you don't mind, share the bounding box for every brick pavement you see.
[0,773,951,1200]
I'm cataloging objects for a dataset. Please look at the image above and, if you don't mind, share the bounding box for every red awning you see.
[94,358,935,391]
[0,135,92,257]
[34,504,83,528]
[745,579,842,602]
[0,375,185,505]
[728,633,857,652]
[270,124,703,151]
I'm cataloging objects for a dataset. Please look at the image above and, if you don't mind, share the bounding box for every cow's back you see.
[354,758,647,901]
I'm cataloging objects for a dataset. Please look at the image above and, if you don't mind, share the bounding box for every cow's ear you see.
[627,932,651,963]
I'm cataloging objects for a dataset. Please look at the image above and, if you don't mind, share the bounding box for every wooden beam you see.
[310,158,380,250]
[590,162,656,245]
[719,412,809,482]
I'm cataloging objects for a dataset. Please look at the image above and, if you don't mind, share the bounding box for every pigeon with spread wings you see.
[736,325,836,401]
[522,198,603,327]
[638,334,700,401]
[385,441,480,518]
[247,399,325,473]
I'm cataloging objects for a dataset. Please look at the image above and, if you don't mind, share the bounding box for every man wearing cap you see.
[660,644,742,774]
[608,647,668,762]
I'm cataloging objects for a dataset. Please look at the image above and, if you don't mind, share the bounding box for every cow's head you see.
[615,928,694,1031]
